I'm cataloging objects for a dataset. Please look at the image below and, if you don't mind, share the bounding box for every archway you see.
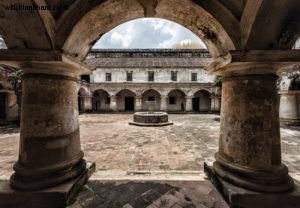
[1,1,299,207]
[92,89,110,112]
[167,89,186,112]
[116,89,136,111]
[141,89,161,111]
[193,90,211,112]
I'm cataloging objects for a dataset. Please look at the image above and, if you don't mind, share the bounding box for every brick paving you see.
[1,114,300,207]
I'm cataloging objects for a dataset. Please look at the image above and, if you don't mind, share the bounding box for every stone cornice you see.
[206,50,300,75]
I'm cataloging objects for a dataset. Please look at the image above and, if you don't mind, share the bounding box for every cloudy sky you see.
[92,18,206,49]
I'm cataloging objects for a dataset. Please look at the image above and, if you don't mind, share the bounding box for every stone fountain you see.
[129,101,173,126]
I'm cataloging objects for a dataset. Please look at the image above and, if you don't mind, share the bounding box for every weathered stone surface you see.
[10,64,86,190]
[214,73,294,192]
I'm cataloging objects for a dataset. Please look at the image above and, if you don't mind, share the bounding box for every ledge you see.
[0,161,95,208]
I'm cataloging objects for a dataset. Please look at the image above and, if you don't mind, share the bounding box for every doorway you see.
[0,92,7,119]
[192,97,200,112]
[125,97,134,111]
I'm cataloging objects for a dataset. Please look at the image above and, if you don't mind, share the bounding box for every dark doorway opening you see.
[125,97,134,111]
[192,98,200,112]
[0,92,7,119]
[93,100,101,111]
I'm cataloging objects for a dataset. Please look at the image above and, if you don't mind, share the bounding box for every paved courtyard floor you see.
[0,114,300,207]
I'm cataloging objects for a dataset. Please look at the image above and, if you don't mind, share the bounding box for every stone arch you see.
[116,89,136,111]
[63,0,236,60]
[193,89,211,112]
[78,87,89,112]
[168,89,186,112]
[141,89,161,111]
[78,87,89,96]
[92,89,110,112]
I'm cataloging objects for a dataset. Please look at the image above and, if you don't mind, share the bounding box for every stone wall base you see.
[204,163,300,208]
[0,162,95,208]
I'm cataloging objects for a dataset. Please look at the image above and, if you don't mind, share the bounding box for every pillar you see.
[213,72,294,192]
[110,95,117,112]
[82,96,92,111]
[160,95,168,111]
[185,96,193,112]
[279,91,300,124]
[10,62,86,190]
[210,97,221,112]
[134,96,142,111]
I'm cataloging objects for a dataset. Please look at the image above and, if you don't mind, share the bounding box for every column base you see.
[204,163,300,208]
[10,159,87,191]
[213,155,294,192]
[0,162,95,208]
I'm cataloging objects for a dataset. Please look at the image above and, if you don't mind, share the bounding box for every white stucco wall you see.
[90,68,215,83]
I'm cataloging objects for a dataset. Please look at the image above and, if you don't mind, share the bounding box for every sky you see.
[92,18,206,49]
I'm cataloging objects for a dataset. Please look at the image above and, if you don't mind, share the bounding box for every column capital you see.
[18,54,93,77]
[206,50,300,76]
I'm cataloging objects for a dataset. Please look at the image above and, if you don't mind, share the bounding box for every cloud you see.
[92,18,205,49]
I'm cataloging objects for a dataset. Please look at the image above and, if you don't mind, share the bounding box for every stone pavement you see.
[0,114,300,207]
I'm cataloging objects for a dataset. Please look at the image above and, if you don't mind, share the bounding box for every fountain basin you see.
[129,112,173,126]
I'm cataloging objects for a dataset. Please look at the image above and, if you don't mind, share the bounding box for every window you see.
[171,71,177,81]
[148,71,154,81]
[127,71,133,81]
[148,96,155,101]
[106,73,111,81]
[191,73,197,81]
[169,96,176,104]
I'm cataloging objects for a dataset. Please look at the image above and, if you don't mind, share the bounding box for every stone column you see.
[10,62,86,190]
[160,95,168,111]
[213,73,294,192]
[210,97,221,112]
[134,96,142,112]
[279,91,300,124]
[185,96,193,112]
[110,95,117,112]
[82,96,92,111]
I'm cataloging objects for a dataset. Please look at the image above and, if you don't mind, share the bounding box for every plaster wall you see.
[91,68,215,83]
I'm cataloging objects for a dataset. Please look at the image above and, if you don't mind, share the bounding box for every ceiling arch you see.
[63,0,236,60]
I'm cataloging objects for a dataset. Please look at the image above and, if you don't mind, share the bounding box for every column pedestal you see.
[279,91,300,126]
[10,62,88,191]
[213,73,293,193]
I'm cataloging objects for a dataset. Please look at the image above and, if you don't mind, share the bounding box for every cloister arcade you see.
[0,0,299,207]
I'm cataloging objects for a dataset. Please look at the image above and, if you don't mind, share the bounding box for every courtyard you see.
[0,114,300,207]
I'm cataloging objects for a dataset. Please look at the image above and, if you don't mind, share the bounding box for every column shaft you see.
[185,96,193,112]
[135,96,142,111]
[110,96,117,112]
[214,74,293,192]
[160,96,168,111]
[10,72,86,190]
[279,91,300,121]
[82,96,92,111]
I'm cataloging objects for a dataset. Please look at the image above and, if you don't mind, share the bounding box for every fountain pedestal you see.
[129,101,173,126]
